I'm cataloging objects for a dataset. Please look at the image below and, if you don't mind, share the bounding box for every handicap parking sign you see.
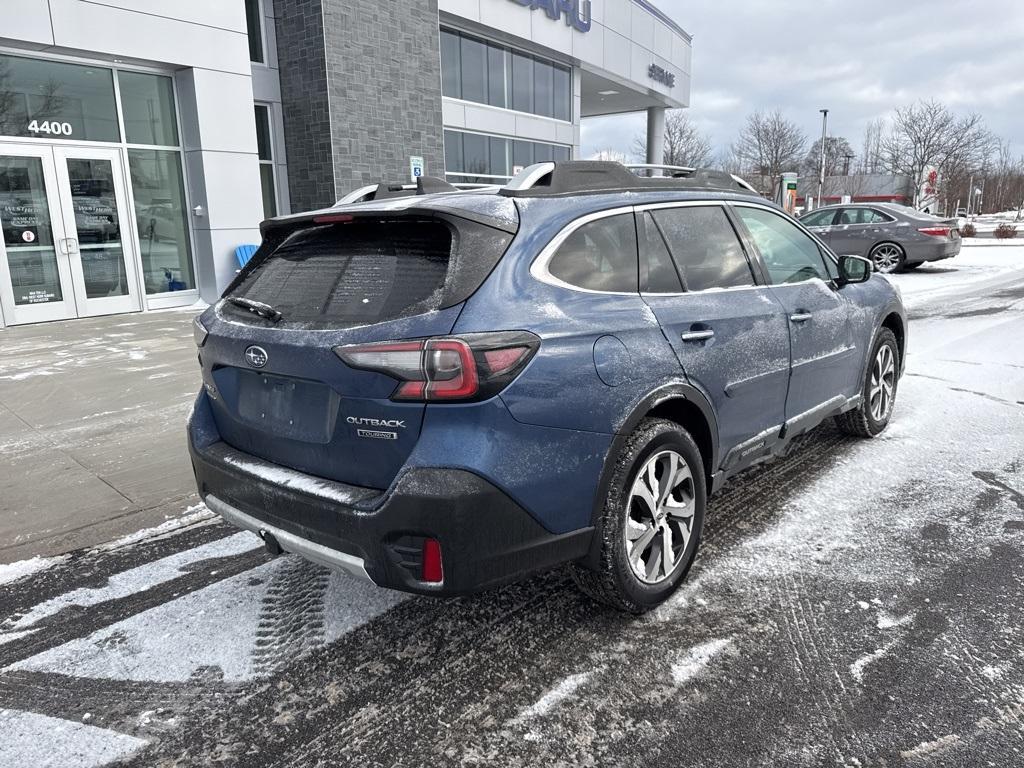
[410,156,425,182]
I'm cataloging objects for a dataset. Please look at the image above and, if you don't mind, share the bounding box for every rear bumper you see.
[189,437,592,596]
[909,237,961,263]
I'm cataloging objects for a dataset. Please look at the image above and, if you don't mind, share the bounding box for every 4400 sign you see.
[27,119,74,137]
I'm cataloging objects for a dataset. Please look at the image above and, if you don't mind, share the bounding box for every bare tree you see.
[733,109,806,191]
[633,110,714,168]
[800,136,855,178]
[881,100,997,207]
[859,118,886,174]
[589,148,630,164]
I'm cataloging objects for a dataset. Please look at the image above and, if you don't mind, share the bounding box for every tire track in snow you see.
[251,556,331,678]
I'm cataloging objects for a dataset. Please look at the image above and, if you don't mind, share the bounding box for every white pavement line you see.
[9,561,404,683]
[6,531,260,633]
[670,637,732,685]
[0,554,69,587]
[0,709,147,768]
[509,670,598,725]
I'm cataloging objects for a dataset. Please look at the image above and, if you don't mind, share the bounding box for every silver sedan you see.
[799,203,961,273]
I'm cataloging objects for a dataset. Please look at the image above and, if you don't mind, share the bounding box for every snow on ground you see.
[9,556,405,683]
[670,637,732,684]
[886,241,1024,310]
[3,532,259,634]
[0,709,146,767]
[0,554,69,587]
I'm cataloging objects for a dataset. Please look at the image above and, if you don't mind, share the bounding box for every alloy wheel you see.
[625,450,696,585]
[872,245,903,273]
[869,344,896,421]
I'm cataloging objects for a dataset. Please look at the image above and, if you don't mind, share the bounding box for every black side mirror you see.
[837,255,872,286]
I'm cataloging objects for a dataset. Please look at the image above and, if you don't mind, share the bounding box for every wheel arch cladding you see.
[582,389,717,570]
[881,312,905,366]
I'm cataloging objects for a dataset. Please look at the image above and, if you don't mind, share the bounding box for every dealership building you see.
[0,0,691,327]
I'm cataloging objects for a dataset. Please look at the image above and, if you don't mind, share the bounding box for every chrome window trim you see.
[531,199,780,297]
[529,205,638,296]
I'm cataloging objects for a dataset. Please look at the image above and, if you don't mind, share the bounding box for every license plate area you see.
[235,369,340,444]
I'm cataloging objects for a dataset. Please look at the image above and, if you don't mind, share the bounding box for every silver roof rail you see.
[730,174,758,193]
[503,162,556,193]
[625,163,696,177]
[334,182,500,206]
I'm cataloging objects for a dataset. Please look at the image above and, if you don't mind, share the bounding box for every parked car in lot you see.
[799,202,961,273]
[188,162,907,613]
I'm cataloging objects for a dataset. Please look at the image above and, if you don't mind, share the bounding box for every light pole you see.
[817,108,829,209]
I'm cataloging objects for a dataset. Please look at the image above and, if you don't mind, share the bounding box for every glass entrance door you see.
[0,144,142,325]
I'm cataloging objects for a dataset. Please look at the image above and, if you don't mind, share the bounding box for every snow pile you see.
[0,554,68,587]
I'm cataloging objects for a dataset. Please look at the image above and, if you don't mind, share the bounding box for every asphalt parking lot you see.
[1,244,1023,767]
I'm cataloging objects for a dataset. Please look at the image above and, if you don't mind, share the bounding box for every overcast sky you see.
[581,0,1024,164]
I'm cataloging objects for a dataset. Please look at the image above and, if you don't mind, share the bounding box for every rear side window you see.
[546,213,637,292]
[638,212,682,293]
[801,209,836,227]
[227,218,510,329]
[651,206,755,292]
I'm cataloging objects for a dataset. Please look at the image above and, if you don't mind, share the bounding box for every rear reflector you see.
[422,538,443,583]
[334,331,539,403]
[918,226,951,238]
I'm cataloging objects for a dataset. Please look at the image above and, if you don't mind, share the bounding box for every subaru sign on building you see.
[0,0,691,327]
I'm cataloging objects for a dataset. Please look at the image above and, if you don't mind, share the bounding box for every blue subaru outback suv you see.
[188,161,906,613]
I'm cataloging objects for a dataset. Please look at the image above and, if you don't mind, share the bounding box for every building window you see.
[0,54,120,142]
[443,129,570,182]
[118,71,179,146]
[439,28,571,122]
[245,0,265,64]
[129,149,195,294]
[254,104,277,219]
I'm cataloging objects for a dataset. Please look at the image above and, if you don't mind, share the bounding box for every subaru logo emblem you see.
[245,345,268,368]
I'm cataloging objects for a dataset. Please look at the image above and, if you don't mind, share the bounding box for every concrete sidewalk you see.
[0,309,202,563]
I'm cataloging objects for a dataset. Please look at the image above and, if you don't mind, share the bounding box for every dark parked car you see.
[799,202,960,273]
[188,162,907,613]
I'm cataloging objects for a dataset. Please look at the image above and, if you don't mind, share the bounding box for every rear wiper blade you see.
[227,296,283,322]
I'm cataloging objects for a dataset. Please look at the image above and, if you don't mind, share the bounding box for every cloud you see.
[582,0,1024,162]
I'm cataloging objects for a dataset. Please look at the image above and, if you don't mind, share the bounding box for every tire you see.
[571,418,706,613]
[835,328,899,438]
[869,243,906,274]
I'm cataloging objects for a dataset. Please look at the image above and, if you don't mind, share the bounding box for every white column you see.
[646,106,666,165]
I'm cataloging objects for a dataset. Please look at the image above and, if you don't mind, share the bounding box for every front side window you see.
[546,214,637,293]
[0,54,119,142]
[735,206,832,285]
[652,206,754,292]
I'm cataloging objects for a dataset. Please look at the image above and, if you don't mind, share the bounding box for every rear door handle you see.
[681,329,714,342]
[789,312,812,323]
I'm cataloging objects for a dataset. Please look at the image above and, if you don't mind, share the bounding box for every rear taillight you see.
[918,226,951,238]
[335,331,539,402]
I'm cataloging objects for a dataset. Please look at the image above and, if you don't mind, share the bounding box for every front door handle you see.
[789,312,812,323]
[681,329,715,342]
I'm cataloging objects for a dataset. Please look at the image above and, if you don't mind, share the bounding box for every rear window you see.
[226,218,508,329]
